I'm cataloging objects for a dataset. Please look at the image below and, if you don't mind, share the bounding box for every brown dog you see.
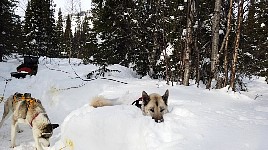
[90,90,169,123]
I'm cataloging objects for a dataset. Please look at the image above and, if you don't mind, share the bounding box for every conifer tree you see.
[92,0,136,66]
[241,0,268,79]
[64,15,73,61]
[81,14,96,62]
[23,0,56,56]
[56,8,64,57]
[0,0,21,61]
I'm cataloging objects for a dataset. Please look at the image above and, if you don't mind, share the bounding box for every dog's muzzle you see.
[153,117,164,123]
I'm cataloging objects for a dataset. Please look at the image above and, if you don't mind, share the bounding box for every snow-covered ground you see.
[0,56,268,150]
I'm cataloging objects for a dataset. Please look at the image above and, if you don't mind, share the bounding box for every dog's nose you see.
[153,118,164,123]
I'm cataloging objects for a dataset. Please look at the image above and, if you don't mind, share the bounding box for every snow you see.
[219,29,224,35]
[178,6,184,11]
[165,43,174,56]
[0,56,268,150]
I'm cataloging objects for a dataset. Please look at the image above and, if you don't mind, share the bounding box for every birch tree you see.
[230,0,244,91]
[183,0,194,86]
[220,0,233,87]
[206,0,222,89]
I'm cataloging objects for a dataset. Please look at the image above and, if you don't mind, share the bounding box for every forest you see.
[0,0,267,91]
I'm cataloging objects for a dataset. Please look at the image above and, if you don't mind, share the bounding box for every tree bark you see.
[206,0,222,89]
[222,0,233,87]
[183,0,194,86]
[230,0,244,91]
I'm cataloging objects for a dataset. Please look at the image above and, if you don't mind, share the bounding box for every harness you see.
[13,93,41,127]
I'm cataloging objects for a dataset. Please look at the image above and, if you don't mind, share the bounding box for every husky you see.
[0,92,59,150]
[90,90,169,123]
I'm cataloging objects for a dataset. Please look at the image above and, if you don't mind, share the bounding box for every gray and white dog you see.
[90,90,169,123]
[0,92,59,150]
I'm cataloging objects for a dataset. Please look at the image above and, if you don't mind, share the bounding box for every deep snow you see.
[0,56,268,150]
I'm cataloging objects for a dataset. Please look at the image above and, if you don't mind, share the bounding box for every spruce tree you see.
[23,0,56,56]
[91,0,136,66]
[241,0,268,79]
[80,14,92,60]
[55,8,64,57]
[0,0,21,61]
[64,15,73,60]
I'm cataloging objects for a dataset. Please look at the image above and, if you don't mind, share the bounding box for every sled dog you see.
[90,90,169,123]
[0,92,59,150]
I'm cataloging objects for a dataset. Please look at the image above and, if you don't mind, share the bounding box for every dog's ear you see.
[142,91,150,105]
[51,124,59,130]
[36,99,42,104]
[15,92,23,97]
[24,93,31,98]
[162,90,169,105]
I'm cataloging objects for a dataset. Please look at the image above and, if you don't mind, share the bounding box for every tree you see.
[0,0,21,61]
[219,0,233,87]
[91,0,136,66]
[64,15,73,62]
[23,0,56,56]
[81,14,96,62]
[230,0,244,91]
[240,0,268,81]
[55,8,64,57]
[183,0,194,86]
[206,0,222,89]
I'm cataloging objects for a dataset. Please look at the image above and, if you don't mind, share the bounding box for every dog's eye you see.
[160,109,165,112]
[150,108,154,112]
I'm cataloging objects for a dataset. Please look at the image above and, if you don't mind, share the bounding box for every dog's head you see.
[142,90,169,123]
[38,123,59,147]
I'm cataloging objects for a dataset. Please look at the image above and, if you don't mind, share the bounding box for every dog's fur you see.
[90,90,169,123]
[0,93,59,150]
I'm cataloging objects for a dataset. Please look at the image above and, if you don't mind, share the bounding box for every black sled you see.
[11,56,39,79]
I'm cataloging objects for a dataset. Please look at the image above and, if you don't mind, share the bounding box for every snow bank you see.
[54,105,150,150]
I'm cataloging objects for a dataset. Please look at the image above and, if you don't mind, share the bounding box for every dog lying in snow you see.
[0,92,59,150]
[90,90,169,123]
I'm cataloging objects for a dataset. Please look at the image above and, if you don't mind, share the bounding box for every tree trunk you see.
[206,0,222,89]
[195,0,200,87]
[183,0,194,86]
[221,0,233,87]
[230,0,244,91]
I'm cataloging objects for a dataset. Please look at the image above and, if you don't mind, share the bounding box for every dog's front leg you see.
[10,119,18,148]
[0,99,12,128]
[33,128,44,150]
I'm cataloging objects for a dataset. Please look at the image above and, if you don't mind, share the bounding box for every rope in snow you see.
[68,62,128,84]
[43,61,128,91]
[56,77,128,91]
[0,76,12,103]
[44,63,71,75]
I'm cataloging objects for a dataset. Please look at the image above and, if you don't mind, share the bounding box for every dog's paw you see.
[10,144,16,148]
